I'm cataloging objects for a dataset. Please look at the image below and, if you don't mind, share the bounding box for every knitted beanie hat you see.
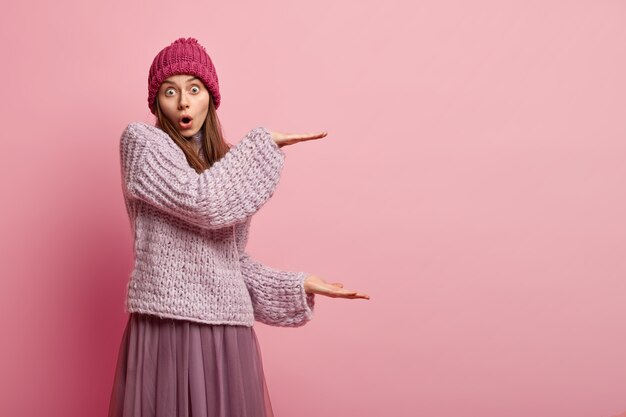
[147,37,221,115]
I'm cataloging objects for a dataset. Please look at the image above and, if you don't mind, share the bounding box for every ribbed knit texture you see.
[119,122,315,327]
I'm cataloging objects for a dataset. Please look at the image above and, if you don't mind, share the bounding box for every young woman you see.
[107,37,369,417]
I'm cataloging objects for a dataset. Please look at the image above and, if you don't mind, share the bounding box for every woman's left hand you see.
[304,275,370,300]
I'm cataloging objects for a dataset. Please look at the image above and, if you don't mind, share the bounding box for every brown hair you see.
[154,94,233,174]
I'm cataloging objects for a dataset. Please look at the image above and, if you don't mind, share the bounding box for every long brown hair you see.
[154,94,233,174]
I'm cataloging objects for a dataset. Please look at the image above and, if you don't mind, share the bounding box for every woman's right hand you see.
[269,130,328,148]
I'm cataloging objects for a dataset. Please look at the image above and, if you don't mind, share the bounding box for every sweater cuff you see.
[297,271,316,321]
[257,126,286,158]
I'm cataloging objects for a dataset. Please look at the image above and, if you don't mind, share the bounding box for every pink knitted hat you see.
[147,37,221,115]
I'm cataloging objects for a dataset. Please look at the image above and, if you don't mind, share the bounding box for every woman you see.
[108,37,369,417]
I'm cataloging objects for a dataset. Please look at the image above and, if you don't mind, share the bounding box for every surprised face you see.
[157,74,210,138]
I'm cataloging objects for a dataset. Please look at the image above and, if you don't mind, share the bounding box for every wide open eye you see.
[191,86,200,93]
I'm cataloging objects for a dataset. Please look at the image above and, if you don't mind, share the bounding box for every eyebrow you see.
[162,76,200,85]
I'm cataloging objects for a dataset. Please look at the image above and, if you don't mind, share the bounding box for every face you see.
[157,74,210,137]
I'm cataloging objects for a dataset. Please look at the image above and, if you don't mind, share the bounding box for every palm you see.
[269,130,328,147]
[304,275,370,300]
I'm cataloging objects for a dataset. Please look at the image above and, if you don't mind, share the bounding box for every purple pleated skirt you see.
[107,313,274,417]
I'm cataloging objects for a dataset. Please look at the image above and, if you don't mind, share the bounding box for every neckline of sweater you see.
[186,129,204,144]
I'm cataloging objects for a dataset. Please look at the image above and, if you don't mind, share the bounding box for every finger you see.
[323,292,370,300]
[318,288,356,298]
[333,288,370,299]
[299,131,327,138]
[286,131,327,141]
[341,293,370,299]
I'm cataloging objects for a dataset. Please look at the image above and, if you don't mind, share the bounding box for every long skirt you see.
[107,313,274,417]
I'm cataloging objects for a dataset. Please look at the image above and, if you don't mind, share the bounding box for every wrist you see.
[303,274,314,294]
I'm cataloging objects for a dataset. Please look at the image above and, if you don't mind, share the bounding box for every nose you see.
[178,92,190,109]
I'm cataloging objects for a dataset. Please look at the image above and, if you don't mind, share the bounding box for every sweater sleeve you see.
[119,122,285,230]
[234,216,315,327]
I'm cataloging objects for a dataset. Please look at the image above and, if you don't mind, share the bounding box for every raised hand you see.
[304,275,370,300]
[269,130,328,148]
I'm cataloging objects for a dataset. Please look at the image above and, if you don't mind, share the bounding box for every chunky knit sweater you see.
[119,121,315,327]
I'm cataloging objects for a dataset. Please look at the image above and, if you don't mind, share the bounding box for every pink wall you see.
[1,1,625,416]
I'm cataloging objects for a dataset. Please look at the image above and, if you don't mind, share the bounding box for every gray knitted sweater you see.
[119,121,315,327]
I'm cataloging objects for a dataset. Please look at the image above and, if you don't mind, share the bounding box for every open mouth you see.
[179,116,193,129]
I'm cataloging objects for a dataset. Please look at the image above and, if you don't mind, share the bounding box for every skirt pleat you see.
[108,313,274,417]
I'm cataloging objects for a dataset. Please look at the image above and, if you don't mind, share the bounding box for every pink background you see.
[1,1,625,416]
